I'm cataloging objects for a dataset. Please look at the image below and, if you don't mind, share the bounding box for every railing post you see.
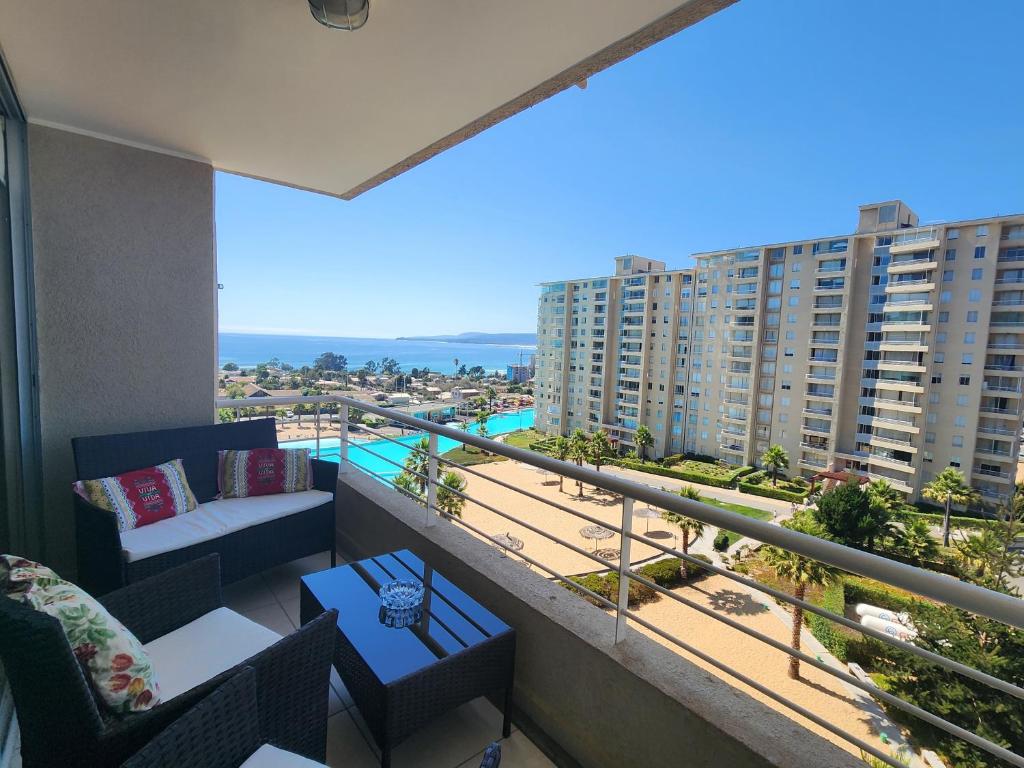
[615,496,633,644]
[315,401,321,457]
[339,403,349,471]
[426,433,438,527]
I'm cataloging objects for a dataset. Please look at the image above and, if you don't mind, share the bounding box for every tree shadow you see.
[705,588,767,617]
[642,530,673,540]
[794,675,860,709]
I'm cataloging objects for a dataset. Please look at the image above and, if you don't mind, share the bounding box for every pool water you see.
[287,408,535,479]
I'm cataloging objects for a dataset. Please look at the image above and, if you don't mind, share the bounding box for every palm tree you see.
[895,517,939,565]
[662,486,706,577]
[455,420,470,451]
[485,386,497,408]
[568,429,589,497]
[393,471,421,502]
[762,522,836,679]
[634,425,653,462]
[553,435,570,493]
[403,437,430,495]
[760,445,789,487]
[588,430,612,472]
[476,410,490,446]
[436,470,467,519]
[922,467,981,547]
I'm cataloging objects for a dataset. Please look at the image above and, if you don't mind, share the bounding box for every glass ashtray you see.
[379,579,425,610]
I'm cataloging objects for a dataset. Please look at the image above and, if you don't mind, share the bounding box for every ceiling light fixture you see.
[308,0,369,30]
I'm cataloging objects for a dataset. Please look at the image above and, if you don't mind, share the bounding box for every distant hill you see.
[396,332,536,346]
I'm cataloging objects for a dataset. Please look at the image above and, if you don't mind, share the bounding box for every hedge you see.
[608,459,754,489]
[843,575,923,614]
[567,572,657,608]
[738,481,806,503]
[893,509,998,533]
[808,579,848,661]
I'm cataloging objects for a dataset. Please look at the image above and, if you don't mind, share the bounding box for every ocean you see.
[218,332,536,374]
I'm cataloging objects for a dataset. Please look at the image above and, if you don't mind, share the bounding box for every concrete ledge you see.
[335,469,862,768]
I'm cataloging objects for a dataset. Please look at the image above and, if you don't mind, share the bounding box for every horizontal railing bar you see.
[618,526,1024,699]
[339,438,429,483]
[437,455,627,535]
[219,393,1024,629]
[622,610,909,768]
[440,509,617,610]
[625,571,1024,764]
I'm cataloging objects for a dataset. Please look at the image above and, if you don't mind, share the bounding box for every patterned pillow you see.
[0,555,161,714]
[218,448,312,499]
[74,459,197,532]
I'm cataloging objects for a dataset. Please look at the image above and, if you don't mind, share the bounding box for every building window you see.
[939,291,952,303]
[945,248,956,261]
[793,245,803,255]
[929,392,940,404]
[878,204,897,224]
[942,270,954,282]
[931,375,943,384]
[968,289,981,302]
[787,313,797,323]
[787,296,799,307]
[975,246,986,259]
[927,412,938,424]
[938,311,949,323]
[781,381,791,390]
[925,432,936,444]
[934,352,945,363]
[952,435,964,447]
[947,228,960,240]
[971,268,983,280]
[966,311,978,322]
[959,375,970,385]
[936,332,947,343]
[962,353,973,365]
[784,348,794,357]
[792,262,802,272]
[790,279,800,290]
[977,225,989,237]
[956,396,968,408]
[964,332,975,344]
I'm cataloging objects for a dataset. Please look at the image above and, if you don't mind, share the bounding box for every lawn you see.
[439,445,507,468]
[668,459,738,479]
[700,497,773,547]
[502,428,549,450]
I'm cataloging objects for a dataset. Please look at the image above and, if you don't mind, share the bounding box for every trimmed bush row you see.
[737,481,806,503]
[608,459,754,489]
[808,579,848,661]
[893,509,997,532]
[843,575,922,614]
[565,555,713,607]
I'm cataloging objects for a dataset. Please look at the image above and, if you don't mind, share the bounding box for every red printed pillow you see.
[74,459,197,532]
[218,448,312,499]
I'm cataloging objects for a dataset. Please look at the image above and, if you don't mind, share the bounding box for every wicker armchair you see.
[124,668,503,768]
[0,555,336,768]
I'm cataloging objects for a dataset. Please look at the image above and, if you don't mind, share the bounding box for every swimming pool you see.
[286,408,535,479]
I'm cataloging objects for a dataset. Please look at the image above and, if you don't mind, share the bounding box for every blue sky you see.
[216,0,1024,338]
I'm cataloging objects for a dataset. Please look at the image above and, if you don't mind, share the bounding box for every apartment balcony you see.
[804,388,835,401]
[889,227,942,255]
[720,425,746,438]
[977,423,1018,437]
[978,405,1021,419]
[801,407,834,418]
[982,382,1024,397]
[719,443,747,456]
[883,299,933,313]
[722,393,748,405]
[810,319,842,330]
[860,415,920,434]
[724,381,751,393]
[987,340,1024,351]
[804,372,836,383]
[973,446,1015,462]
[722,412,748,425]
[797,456,828,470]
[887,257,938,273]
[869,396,922,413]
[880,320,931,333]
[992,297,1024,307]
[799,439,829,452]
[983,363,1024,373]
[972,466,1013,482]
[876,379,925,394]
[813,281,846,294]
[884,279,935,294]
[879,341,928,353]
[807,354,839,365]
[862,472,915,494]
[726,348,753,359]
[866,434,918,453]
[810,334,841,346]
[876,359,927,374]
[801,423,832,436]
[866,452,916,473]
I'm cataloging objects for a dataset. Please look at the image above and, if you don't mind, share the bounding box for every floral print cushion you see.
[0,555,161,714]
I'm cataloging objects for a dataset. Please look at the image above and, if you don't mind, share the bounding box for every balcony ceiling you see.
[0,0,731,199]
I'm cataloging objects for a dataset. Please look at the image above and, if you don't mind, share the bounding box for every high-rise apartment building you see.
[535,201,1024,502]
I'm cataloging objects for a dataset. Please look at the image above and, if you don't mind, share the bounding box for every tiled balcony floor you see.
[224,552,554,768]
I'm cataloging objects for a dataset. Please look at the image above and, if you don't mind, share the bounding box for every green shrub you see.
[637,558,684,587]
[843,576,922,614]
[893,508,997,532]
[713,531,730,551]
[565,571,657,608]
[686,552,713,577]
[808,580,848,661]
[738,481,806,503]
[609,458,753,489]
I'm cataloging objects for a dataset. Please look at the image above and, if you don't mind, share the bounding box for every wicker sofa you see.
[0,555,337,768]
[73,419,337,596]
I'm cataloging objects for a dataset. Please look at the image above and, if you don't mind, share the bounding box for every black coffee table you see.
[300,550,515,768]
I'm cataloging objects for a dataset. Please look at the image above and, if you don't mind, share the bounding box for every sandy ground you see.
[454,461,890,758]
[630,574,882,757]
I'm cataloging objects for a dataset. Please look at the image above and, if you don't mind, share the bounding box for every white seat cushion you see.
[143,608,281,700]
[120,489,332,562]
[241,744,324,767]
[200,490,333,532]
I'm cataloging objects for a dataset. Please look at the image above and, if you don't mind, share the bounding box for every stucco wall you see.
[27,125,216,573]
[335,469,863,768]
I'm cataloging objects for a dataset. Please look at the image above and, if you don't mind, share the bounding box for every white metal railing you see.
[217,393,1024,768]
